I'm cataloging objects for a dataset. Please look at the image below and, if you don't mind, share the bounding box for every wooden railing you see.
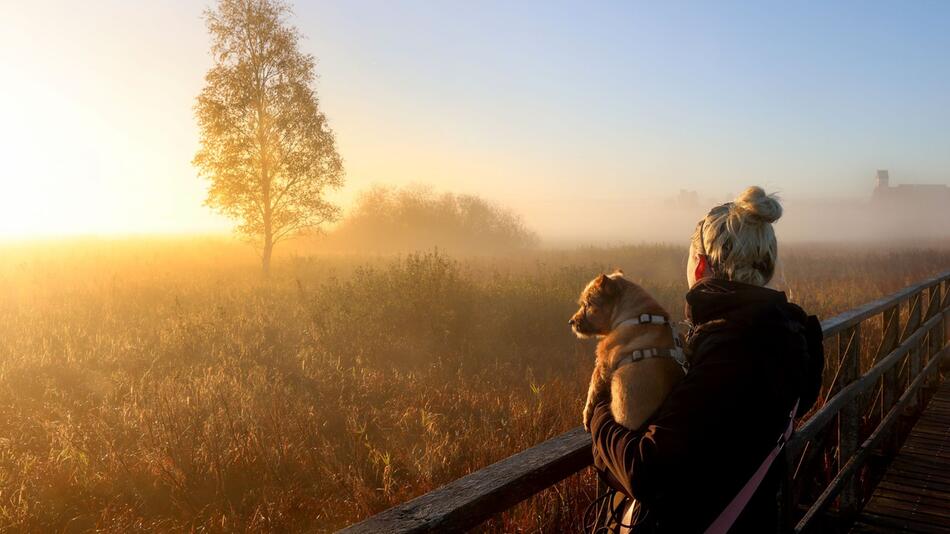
[339,272,950,534]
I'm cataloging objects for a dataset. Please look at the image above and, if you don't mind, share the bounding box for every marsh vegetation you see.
[0,239,948,532]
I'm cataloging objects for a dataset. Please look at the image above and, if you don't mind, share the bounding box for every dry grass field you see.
[1,238,948,533]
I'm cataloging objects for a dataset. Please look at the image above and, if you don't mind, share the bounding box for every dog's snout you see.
[568,317,575,326]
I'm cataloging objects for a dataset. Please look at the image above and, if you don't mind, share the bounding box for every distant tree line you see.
[321,185,540,255]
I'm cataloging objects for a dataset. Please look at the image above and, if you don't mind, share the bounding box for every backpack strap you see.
[704,398,799,534]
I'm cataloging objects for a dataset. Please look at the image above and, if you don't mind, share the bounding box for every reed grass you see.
[0,238,947,532]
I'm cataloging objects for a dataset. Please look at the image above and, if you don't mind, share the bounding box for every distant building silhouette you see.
[868,169,950,239]
[872,170,950,207]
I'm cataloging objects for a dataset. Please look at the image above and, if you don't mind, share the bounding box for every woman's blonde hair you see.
[692,186,782,287]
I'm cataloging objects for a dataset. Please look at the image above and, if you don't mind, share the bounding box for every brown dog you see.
[570,272,686,431]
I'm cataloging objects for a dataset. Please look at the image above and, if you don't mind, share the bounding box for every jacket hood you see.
[686,278,800,328]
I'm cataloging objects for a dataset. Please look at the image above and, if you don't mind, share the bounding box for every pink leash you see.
[704,399,799,534]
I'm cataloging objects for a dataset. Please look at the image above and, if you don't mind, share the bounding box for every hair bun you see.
[732,186,782,224]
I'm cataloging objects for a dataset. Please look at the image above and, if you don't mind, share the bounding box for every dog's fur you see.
[570,272,685,431]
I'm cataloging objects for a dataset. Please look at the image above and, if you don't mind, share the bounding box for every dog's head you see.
[569,272,624,338]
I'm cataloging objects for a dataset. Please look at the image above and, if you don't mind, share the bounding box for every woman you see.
[588,186,825,533]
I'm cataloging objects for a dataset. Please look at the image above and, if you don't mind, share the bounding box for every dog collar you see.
[613,313,670,329]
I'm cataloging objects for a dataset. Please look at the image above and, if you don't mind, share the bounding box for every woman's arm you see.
[589,400,682,500]
[589,348,745,501]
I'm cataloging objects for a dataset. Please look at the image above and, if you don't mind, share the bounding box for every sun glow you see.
[0,69,230,240]
[1,82,111,237]
[0,3,231,240]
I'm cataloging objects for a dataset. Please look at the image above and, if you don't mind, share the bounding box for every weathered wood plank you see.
[885,463,950,483]
[868,488,950,513]
[881,473,950,494]
[853,377,950,534]
[865,496,950,521]
[862,500,950,525]
[852,511,950,534]
[849,521,898,534]
[892,452,950,469]
[337,428,591,534]
[877,481,950,502]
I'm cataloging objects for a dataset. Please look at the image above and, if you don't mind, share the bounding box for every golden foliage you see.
[194,0,344,274]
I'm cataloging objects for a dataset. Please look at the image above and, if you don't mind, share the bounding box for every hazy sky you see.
[3,1,950,238]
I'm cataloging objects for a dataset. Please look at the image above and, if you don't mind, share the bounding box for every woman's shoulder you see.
[685,302,817,368]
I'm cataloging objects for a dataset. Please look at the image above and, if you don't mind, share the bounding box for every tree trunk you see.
[262,235,273,276]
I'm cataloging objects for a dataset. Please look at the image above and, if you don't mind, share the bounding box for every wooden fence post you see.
[838,324,861,521]
[924,285,942,397]
[905,292,923,413]
[941,281,949,369]
[943,281,949,365]
[879,305,901,456]
[944,280,949,349]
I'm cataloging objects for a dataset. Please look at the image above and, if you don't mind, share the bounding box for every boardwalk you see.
[851,380,950,533]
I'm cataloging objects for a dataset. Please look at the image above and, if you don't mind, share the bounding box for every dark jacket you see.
[590,279,824,533]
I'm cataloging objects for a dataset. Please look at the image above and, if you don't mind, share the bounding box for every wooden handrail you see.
[338,271,950,534]
[790,273,950,532]
[337,429,591,534]
[818,271,947,337]
[786,308,947,456]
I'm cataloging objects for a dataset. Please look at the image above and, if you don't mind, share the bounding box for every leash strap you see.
[704,398,799,534]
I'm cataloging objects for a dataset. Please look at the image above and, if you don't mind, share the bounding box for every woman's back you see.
[588,186,824,533]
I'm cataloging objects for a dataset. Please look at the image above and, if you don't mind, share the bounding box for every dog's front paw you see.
[583,402,595,432]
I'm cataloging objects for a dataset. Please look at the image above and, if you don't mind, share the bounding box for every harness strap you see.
[704,398,800,534]
[613,347,688,372]
[612,314,689,373]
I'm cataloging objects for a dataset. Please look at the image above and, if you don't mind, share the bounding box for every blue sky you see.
[298,0,950,193]
[2,0,949,237]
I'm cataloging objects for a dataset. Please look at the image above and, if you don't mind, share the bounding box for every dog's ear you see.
[612,268,625,277]
[594,273,617,295]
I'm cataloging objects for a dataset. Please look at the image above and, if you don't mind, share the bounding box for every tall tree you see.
[194,0,343,275]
